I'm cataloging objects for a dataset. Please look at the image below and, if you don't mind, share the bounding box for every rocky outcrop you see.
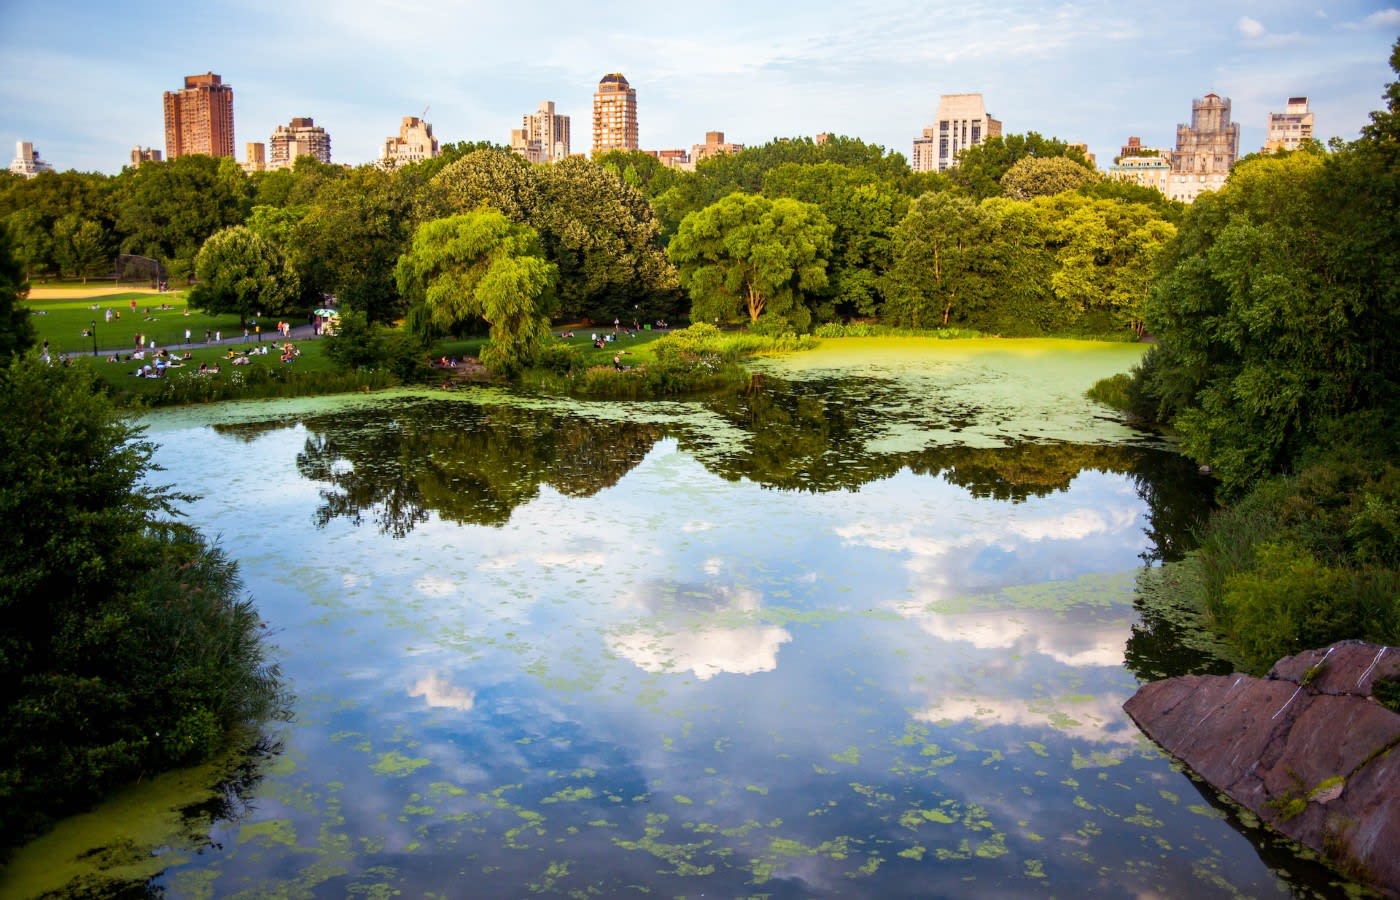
[1124,641,1400,895]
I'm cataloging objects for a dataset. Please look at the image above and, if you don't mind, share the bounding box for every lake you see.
[3,339,1368,898]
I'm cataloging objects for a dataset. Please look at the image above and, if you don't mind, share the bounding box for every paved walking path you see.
[98,323,324,359]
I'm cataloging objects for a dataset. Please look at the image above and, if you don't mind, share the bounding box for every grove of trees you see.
[0,238,290,851]
[1120,39,1400,672]
[1,117,1178,348]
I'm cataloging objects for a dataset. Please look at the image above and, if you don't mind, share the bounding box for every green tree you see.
[52,213,109,282]
[1037,194,1175,334]
[1001,155,1100,200]
[883,192,997,327]
[395,211,558,375]
[0,358,289,847]
[431,148,539,221]
[189,225,300,326]
[0,223,37,360]
[949,133,1093,200]
[434,152,680,324]
[114,155,250,282]
[531,157,679,324]
[667,192,834,332]
[1138,147,1392,492]
[762,162,907,320]
[290,167,413,322]
[5,207,54,281]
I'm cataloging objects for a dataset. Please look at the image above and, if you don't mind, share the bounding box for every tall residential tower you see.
[380,116,439,168]
[511,101,571,163]
[269,117,332,169]
[911,94,1002,172]
[1265,97,1314,152]
[163,72,235,159]
[1167,93,1240,202]
[592,73,638,154]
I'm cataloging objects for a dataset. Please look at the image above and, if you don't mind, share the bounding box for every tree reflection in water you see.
[212,376,1217,563]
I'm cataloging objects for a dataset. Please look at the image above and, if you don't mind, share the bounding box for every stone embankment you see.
[1124,640,1400,895]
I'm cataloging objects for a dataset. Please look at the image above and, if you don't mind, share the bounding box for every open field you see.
[25,289,291,357]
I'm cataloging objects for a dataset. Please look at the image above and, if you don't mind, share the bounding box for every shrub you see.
[1220,542,1400,673]
[0,359,290,848]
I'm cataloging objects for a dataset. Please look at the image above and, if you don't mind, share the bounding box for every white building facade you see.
[912,94,1002,172]
[380,116,439,168]
[511,101,571,163]
[9,141,54,178]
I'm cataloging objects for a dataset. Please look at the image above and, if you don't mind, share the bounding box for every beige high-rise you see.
[592,73,638,154]
[511,101,571,163]
[1265,97,1314,152]
[912,94,1002,172]
[163,72,235,159]
[1167,93,1239,202]
[269,117,332,169]
[381,116,439,168]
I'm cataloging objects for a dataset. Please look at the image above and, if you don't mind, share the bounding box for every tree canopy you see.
[189,225,300,325]
[0,359,289,847]
[0,223,36,360]
[668,193,834,332]
[395,210,558,374]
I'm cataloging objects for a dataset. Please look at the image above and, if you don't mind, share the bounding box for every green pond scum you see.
[4,339,1380,898]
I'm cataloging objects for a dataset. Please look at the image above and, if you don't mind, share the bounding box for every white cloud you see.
[408,672,476,711]
[913,693,1140,746]
[1365,8,1400,27]
[607,624,792,680]
[1238,16,1267,38]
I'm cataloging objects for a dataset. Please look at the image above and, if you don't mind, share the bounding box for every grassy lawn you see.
[551,327,670,367]
[25,288,269,357]
[74,337,335,399]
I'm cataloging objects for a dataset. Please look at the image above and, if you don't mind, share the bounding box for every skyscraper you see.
[1265,97,1314,152]
[380,116,439,168]
[511,101,571,163]
[9,141,54,178]
[911,94,1002,172]
[163,72,235,160]
[592,73,638,154]
[269,117,332,169]
[1167,93,1239,202]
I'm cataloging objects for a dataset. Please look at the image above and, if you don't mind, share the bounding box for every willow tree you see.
[395,211,557,375]
[667,192,833,333]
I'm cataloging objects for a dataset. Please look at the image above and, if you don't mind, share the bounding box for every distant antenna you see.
[421,105,430,121]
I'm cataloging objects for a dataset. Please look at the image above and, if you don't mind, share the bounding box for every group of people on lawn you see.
[127,341,299,377]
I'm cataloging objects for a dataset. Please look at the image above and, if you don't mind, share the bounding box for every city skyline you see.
[1,1,1397,175]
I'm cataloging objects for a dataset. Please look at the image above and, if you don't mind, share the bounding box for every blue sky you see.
[2,0,1396,175]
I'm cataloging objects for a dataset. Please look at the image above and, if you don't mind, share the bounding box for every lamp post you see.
[90,320,97,357]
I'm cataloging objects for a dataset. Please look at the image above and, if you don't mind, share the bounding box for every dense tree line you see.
[1,122,1175,347]
[0,239,290,852]
[1119,40,1400,671]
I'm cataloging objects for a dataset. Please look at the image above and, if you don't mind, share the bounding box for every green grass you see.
[26,290,264,357]
[74,338,351,404]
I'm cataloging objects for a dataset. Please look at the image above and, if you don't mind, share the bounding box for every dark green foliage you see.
[1183,418,1400,672]
[1151,44,1400,682]
[948,133,1093,200]
[1374,677,1400,713]
[189,225,300,324]
[114,155,250,282]
[433,151,680,325]
[325,308,429,381]
[0,223,37,360]
[0,359,289,849]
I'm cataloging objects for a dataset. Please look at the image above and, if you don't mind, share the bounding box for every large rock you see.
[1124,640,1400,895]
